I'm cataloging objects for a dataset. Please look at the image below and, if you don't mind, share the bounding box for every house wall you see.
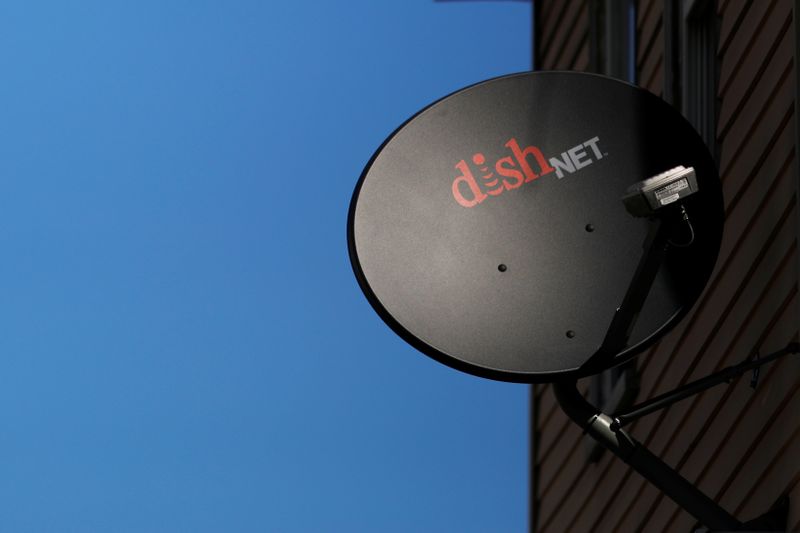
[532,1,800,531]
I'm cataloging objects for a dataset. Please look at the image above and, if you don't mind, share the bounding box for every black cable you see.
[668,205,695,247]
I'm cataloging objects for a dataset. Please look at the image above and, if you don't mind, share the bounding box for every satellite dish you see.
[349,71,800,530]
[348,71,722,383]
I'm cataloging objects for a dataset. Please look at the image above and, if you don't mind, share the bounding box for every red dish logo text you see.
[451,136,604,207]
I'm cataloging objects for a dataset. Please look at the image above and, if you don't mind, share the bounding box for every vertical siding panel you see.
[720,83,794,205]
[541,1,588,70]
[637,0,657,26]
[564,450,636,531]
[718,0,753,54]
[643,55,664,96]
[536,381,589,460]
[637,2,662,66]
[536,456,592,532]
[726,403,800,517]
[717,2,792,136]
[539,0,576,55]
[717,29,793,172]
[572,42,590,72]
[718,0,783,95]
[536,422,585,499]
[636,0,663,95]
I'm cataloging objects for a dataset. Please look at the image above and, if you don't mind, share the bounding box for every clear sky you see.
[0,1,532,531]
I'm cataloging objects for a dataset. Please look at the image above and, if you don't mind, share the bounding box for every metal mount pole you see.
[552,379,742,531]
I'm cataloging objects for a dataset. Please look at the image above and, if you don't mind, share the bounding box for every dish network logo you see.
[451,136,604,207]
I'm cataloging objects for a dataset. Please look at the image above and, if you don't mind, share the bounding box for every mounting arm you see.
[553,341,799,531]
[552,379,742,531]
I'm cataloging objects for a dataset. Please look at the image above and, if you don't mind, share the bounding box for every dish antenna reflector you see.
[349,72,722,381]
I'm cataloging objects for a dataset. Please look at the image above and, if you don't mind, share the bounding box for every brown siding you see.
[538,0,590,71]
[532,0,800,531]
[637,0,664,94]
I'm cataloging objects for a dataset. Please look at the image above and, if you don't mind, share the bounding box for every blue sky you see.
[0,1,532,531]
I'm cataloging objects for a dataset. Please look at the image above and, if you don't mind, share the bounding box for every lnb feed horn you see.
[622,165,699,217]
